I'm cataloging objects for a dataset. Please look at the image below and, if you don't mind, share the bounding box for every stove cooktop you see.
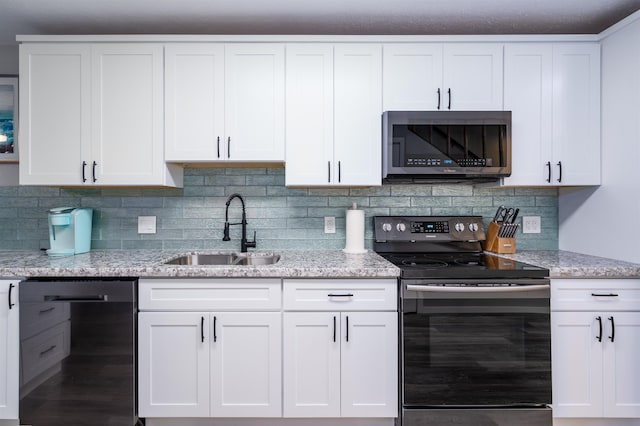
[378,252,549,280]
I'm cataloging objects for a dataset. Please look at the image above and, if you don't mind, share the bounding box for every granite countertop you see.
[0,249,400,279]
[0,249,639,280]
[496,250,640,279]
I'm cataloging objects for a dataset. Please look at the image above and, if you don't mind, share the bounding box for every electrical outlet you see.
[522,216,541,234]
[138,216,157,234]
[324,216,336,234]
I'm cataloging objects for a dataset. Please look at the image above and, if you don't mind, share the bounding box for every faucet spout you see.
[222,193,256,252]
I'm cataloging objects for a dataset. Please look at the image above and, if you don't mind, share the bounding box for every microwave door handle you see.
[406,284,550,293]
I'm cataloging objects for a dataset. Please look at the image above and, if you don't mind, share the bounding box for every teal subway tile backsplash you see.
[1,167,559,251]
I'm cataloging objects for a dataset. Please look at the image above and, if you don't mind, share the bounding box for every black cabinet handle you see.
[592,293,619,297]
[328,161,331,183]
[333,316,336,343]
[447,88,451,110]
[596,316,602,342]
[338,161,342,183]
[437,88,441,110]
[609,316,615,342]
[217,136,220,158]
[346,315,349,342]
[546,161,551,183]
[39,345,57,357]
[39,307,55,315]
[82,161,87,183]
[213,316,217,342]
[328,293,354,298]
[556,161,562,183]
[201,316,205,342]
[227,137,231,159]
[92,161,97,183]
[8,283,15,310]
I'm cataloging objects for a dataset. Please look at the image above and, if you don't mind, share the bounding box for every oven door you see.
[401,280,551,410]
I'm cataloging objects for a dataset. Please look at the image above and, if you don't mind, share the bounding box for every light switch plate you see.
[324,216,336,234]
[522,216,541,234]
[138,216,157,234]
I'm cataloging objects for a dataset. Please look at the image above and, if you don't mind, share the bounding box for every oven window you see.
[402,296,551,407]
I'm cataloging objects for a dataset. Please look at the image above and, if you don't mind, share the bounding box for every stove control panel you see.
[374,216,486,242]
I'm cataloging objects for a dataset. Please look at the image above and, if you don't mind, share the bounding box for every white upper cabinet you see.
[165,43,285,162]
[285,43,382,186]
[20,43,181,187]
[503,42,600,186]
[383,43,503,111]
[165,44,225,161]
[19,44,91,186]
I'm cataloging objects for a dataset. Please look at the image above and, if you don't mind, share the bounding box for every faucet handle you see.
[246,231,257,249]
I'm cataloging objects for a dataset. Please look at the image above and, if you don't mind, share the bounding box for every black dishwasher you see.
[18,278,140,426]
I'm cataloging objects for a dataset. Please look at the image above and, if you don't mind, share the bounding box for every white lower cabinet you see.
[138,279,282,418]
[283,279,398,418]
[551,279,640,420]
[0,280,19,424]
[138,277,399,422]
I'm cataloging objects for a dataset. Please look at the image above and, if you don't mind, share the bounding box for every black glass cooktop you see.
[378,252,549,280]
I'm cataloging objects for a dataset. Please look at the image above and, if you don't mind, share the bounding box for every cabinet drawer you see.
[21,320,71,385]
[139,278,282,311]
[20,302,71,340]
[551,279,640,311]
[283,279,397,311]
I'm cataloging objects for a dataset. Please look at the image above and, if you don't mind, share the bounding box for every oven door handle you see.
[406,284,550,293]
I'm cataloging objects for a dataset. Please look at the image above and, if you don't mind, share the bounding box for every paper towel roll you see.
[343,203,367,254]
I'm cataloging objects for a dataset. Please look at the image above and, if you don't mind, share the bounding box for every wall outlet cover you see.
[138,216,157,234]
[522,216,541,234]
[324,216,336,234]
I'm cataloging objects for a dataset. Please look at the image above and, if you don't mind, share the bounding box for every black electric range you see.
[373,215,549,280]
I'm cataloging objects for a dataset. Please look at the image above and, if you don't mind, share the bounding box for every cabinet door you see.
[165,44,225,162]
[285,44,335,186]
[334,44,383,186]
[602,312,640,418]
[19,44,91,185]
[443,44,504,110]
[138,312,210,417]
[551,43,601,186]
[283,312,340,417]
[225,44,285,161]
[382,44,443,111]
[552,311,603,418]
[210,312,281,417]
[91,44,165,185]
[340,312,398,418]
[503,44,554,186]
[0,281,18,420]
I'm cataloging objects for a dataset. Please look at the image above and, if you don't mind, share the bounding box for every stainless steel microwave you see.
[382,110,511,182]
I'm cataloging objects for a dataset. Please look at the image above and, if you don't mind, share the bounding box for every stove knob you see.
[382,223,392,232]
[396,223,406,232]
[455,223,465,232]
[469,223,478,232]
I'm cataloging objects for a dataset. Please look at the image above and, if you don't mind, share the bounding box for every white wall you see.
[0,43,19,185]
[559,14,640,263]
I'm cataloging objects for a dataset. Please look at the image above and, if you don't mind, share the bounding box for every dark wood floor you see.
[20,302,137,426]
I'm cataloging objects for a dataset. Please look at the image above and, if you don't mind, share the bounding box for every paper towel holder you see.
[343,203,368,254]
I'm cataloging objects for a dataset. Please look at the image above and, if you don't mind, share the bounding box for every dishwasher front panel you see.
[18,278,139,426]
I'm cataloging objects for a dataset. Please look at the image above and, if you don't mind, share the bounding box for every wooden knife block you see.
[483,221,516,254]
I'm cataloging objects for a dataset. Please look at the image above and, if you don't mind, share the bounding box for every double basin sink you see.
[165,252,281,266]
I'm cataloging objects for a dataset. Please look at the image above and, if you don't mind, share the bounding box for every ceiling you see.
[1,0,640,44]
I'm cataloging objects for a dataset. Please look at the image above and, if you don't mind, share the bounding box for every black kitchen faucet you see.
[222,193,256,253]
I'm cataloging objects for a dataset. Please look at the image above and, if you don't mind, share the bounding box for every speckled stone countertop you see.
[0,249,400,279]
[495,250,640,279]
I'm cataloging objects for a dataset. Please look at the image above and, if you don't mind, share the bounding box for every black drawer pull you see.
[591,293,619,297]
[328,293,354,298]
[39,307,56,315]
[40,345,57,356]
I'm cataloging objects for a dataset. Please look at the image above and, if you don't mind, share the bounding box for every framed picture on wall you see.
[0,76,18,162]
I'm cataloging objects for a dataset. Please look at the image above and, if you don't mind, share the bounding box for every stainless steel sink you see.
[164,252,280,266]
